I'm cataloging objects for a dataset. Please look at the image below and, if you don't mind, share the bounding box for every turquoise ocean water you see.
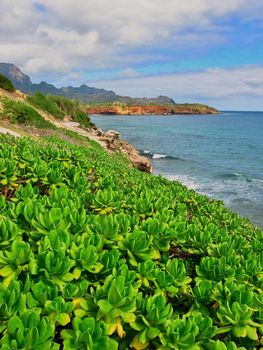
[91,112,263,228]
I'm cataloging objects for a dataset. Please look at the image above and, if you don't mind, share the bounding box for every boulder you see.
[105,129,120,140]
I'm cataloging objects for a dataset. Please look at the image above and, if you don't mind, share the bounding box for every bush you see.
[0,73,15,92]
[50,95,93,127]
[1,98,54,129]
[27,92,64,119]
[73,109,94,128]
[28,93,93,128]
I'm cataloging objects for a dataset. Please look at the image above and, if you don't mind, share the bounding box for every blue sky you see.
[85,15,263,82]
[0,0,263,110]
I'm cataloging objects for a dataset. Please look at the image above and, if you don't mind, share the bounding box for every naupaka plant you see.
[0,132,261,349]
[97,274,138,337]
[0,238,31,286]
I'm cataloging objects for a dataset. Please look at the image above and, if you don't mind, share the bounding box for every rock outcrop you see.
[57,122,152,173]
[88,127,152,173]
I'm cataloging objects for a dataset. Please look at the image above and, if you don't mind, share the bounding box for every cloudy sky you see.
[1,0,263,110]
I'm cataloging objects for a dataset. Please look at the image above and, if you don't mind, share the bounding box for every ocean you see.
[91,112,263,229]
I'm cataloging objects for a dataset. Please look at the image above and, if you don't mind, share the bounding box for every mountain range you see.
[0,63,175,105]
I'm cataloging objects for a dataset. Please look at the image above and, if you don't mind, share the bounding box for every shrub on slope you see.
[28,92,94,128]
[0,97,54,129]
[0,73,15,92]
[27,92,64,119]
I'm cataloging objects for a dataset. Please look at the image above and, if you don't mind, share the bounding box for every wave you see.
[152,153,168,159]
[251,177,263,184]
[218,172,252,182]
[165,173,262,206]
[164,174,201,191]
[141,150,184,161]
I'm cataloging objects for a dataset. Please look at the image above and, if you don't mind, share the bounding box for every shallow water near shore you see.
[91,112,263,228]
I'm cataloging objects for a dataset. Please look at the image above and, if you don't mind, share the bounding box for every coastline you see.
[60,123,153,173]
[91,113,263,229]
[92,123,263,230]
[0,87,152,173]
[85,103,219,116]
[1,86,261,228]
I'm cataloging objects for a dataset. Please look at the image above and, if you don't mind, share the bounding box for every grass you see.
[27,92,64,119]
[0,73,15,92]
[27,92,94,128]
[0,97,54,129]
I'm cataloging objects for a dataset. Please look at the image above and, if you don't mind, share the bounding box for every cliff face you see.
[85,103,219,115]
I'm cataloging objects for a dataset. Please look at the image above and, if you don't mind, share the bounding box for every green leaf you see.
[7,315,23,336]
[60,329,75,340]
[87,263,103,274]
[147,326,160,339]
[98,300,113,314]
[245,325,258,340]
[232,325,247,337]
[57,313,71,326]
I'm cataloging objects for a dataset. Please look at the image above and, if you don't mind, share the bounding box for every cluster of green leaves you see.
[0,73,15,93]
[0,97,54,129]
[27,92,94,128]
[0,134,262,349]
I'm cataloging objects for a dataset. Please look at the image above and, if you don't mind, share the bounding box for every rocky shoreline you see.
[61,123,152,173]
[97,128,152,173]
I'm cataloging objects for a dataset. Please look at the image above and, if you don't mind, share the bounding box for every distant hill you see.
[0,63,175,105]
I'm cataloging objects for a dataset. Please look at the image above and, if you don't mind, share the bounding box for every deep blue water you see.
[91,112,263,228]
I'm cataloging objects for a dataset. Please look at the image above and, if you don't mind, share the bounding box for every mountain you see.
[0,63,175,105]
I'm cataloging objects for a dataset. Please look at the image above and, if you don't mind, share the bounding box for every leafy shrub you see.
[1,97,54,129]
[0,73,15,92]
[0,134,261,349]
[51,95,94,128]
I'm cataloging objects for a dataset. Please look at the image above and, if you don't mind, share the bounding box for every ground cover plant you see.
[0,133,262,349]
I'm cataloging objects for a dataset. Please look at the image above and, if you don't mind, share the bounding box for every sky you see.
[0,0,263,110]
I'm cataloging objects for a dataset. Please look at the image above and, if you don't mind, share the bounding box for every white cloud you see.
[1,0,262,109]
[121,67,140,78]
[90,66,263,110]
[0,0,263,76]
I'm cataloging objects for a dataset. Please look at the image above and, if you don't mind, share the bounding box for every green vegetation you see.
[0,73,15,92]
[0,131,262,349]
[0,97,54,129]
[27,92,94,128]
[27,92,64,119]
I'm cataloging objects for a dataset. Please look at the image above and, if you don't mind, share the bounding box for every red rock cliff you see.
[85,104,219,115]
